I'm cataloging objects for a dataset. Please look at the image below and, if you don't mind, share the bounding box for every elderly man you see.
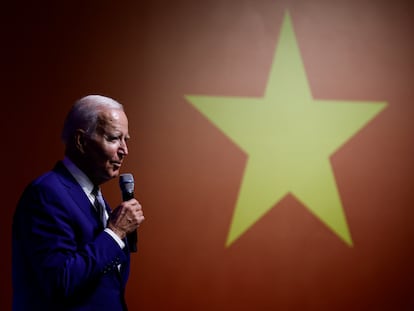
[12,95,145,311]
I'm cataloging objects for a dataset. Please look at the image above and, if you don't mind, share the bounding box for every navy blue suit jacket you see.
[12,161,130,311]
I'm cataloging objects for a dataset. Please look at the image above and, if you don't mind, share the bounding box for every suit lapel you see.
[52,161,101,226]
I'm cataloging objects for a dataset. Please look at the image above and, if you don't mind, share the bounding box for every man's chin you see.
[99,171,120,184]
[110,170,120,179]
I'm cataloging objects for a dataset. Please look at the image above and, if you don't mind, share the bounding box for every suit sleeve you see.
[13,180,128,301]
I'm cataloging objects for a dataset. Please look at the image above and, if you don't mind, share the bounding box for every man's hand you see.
[107,199,144,239]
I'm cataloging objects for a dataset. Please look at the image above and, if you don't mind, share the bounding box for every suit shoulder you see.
[21,165,74,202]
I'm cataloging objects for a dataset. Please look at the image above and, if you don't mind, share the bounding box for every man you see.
[12,95,144,311]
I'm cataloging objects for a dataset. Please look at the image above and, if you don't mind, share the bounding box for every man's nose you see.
[119,140,128,156]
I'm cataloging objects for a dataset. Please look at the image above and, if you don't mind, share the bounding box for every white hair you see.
[61,95,124,145]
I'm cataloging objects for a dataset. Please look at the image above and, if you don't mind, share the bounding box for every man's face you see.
[83,108,130,184]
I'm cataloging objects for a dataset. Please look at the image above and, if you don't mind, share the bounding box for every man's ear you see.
[74,129,87,154]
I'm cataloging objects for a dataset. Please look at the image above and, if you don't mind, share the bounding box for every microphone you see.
[119,173,137,252]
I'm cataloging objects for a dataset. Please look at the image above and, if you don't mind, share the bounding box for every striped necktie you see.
[92,186,107,227]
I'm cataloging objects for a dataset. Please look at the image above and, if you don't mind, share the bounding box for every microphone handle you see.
[122,191,138,253]
[127,230,138,253]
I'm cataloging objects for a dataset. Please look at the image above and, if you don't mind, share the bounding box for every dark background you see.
[2,0,414,310]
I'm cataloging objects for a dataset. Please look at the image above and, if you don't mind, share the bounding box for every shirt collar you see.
[62,156,96,196]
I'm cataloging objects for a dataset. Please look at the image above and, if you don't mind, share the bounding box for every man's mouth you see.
[111,161,122,170]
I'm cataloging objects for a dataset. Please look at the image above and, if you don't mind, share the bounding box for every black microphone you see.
[119,173,137,252]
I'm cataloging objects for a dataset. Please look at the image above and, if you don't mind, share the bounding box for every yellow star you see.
[185,11,387,247]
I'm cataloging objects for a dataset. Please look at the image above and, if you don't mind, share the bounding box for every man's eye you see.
[106,136,119,142]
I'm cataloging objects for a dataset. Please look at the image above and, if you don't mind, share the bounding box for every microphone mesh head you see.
[119,173,134,193]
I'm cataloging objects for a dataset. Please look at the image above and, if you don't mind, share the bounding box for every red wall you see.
[3,0,414,310]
